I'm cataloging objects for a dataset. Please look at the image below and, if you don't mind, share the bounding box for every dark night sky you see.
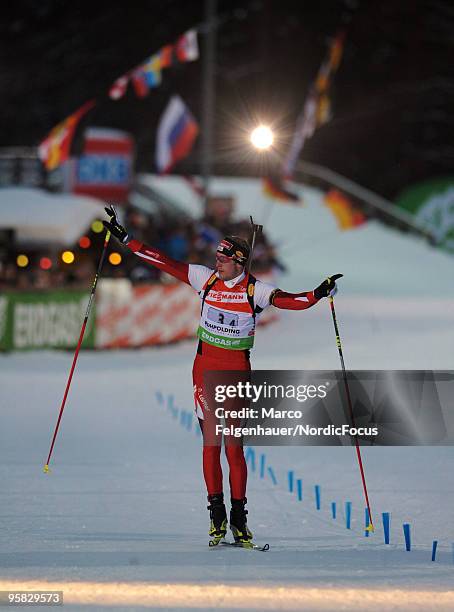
[1,0,453,199]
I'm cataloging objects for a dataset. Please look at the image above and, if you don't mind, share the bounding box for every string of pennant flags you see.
[109,29,199,100]
[38,29,199,171]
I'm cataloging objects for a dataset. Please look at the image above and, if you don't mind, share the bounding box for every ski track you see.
[1,301,453,610]
[1,182,454,610]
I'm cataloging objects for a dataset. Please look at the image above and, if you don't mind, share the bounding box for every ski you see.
[209,539,269,551]
[208,536,226,547]
[221,540,270,551]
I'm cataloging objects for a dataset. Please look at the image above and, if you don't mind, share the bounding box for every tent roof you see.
[0,187,106,246]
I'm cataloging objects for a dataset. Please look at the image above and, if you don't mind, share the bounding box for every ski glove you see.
[103,205,129,244]
[313,274,343,299]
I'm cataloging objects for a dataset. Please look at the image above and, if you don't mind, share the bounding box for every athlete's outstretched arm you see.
[127,239,189,284]
[103,205,189,284]
[271,289,318,310]
[270,274,343,311]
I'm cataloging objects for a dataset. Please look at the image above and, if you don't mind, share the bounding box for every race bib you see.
[207,307,239,327]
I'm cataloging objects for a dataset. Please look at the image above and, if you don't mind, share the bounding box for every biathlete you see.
[104,206,341,545]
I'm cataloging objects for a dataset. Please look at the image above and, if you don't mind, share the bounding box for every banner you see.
[71,127,134,203]
[0,276,278,351]
[0,290,95,351]
[95,277,277,349]
[396,177,454,252]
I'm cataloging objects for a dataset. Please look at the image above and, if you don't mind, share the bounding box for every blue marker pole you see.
[403,523,411,551]
[331,502,336,519]
[245,448,255,472]
[382,512,390,544]
[431,540,438,562]
[345,501,352,529]
[267,466,277,485]
[315,485,321,510]
[297,479,303,501]
[260,454,266,479]
[288,470,294,493]
[365,507,371,537]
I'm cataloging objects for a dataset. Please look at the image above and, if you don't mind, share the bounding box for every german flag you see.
[262,176,300,204]
[324,189,366,229]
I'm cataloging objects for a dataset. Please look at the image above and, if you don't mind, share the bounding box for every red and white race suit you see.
[128,239,320,499]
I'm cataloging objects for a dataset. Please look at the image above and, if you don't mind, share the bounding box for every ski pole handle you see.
[246,216,263,273]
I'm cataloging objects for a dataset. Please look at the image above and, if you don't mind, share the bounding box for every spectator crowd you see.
[0,197,285,290]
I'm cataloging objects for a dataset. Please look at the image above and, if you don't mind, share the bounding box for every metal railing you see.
[295,160,436,243]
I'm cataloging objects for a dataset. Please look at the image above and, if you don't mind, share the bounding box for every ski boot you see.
[230,497,253,544]
[208,493,227,546]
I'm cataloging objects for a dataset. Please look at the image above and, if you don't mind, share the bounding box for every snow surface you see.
[1,179,453,610]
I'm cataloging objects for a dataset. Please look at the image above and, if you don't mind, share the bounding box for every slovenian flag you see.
[155,96,199,174]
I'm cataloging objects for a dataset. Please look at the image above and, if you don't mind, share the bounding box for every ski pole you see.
[328,294,375,531]
[43,229,111,473]
[246,216,263,274]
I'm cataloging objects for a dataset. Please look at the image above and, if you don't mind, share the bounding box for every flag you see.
[282,30,345,179]
[328,32,345,72]
[282,91,318,178]
[38,100,96,171]
[262,177,300,203]
[142,53,162,88]
[108,29,198,100]
[317,93,331,126]
[109,74,129,100]
[131,68,149,98]
[315,60,331,93]
[156,95,199,174]
[160,44,174,68]
[324,189,366,229]
[317,32,345,92]
[175,29,199,62]
[182,175,206,199]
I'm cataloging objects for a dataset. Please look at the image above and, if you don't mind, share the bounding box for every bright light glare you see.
[61,251,75,264]
[16,254,29,268]
[109,252,122,266]
[91,220,104,234]
[250,125,274,150]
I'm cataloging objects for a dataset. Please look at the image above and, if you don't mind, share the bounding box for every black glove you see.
[103,205,129,244]
[314,274,343,299]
